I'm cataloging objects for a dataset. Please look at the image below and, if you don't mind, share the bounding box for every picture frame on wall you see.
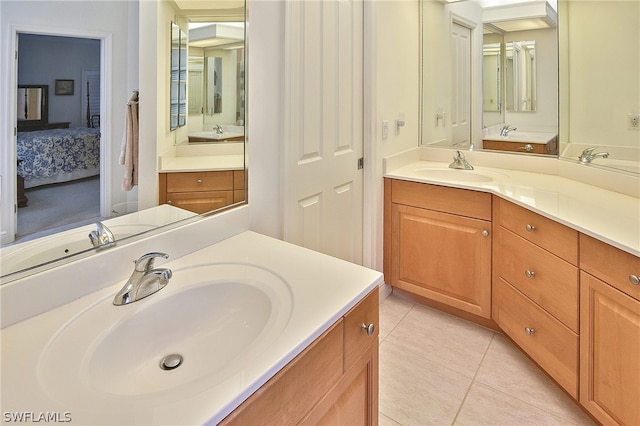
[55,79,74,95]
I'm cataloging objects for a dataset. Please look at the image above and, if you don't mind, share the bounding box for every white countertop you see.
[0,231,382,425]
[384,151,640,257]
[159,154,244,173]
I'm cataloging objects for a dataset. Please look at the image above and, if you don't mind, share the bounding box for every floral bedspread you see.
[17,128,100,180]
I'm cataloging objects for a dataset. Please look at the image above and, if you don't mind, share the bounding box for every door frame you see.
[1,25,111,244]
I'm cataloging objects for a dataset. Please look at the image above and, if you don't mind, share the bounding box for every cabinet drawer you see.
[493,278,579,398]
[344,288,379,371]
[390,179,491,220]
[580,233,640,302]
[166,170,234,192]
[482,140,552,155]
[494,226,579,332]
[166,191,234,214]
[493,197,578,265]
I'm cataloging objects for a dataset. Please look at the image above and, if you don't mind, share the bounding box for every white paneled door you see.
[450,22,471,148]
[283,0,364,264]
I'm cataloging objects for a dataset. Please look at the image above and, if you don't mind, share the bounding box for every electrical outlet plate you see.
[628,113,640,130]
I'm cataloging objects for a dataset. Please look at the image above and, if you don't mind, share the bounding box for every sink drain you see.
[160,354,183,371]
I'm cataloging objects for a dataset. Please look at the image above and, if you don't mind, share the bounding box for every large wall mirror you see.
[421,0,639,173]
[558,0,639,175]
[421,0,559,155]
[1,0,247,282]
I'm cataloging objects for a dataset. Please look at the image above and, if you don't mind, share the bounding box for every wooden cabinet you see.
[385,179,492,319]
[482,137,557,155]
[493,196,579,397]
[221,288,379,425]
[158,170,245,214]
[579,235,640,426]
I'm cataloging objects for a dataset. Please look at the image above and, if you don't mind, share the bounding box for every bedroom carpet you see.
[16,176,103,242]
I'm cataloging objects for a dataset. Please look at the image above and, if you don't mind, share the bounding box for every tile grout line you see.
[449,332,497,425]
[378,297,417,426]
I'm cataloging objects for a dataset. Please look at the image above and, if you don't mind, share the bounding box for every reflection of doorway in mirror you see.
[207,56,222,114]
[450,22,471,148]
[15,33,103,242]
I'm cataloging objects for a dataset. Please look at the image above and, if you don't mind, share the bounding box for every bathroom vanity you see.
[383,148,639,425]
[0,225,382,425]
[158,141,245,214]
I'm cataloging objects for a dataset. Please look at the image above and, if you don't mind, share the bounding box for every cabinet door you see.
[302,341,378,426]
[580,272,640,426]
[166,191,234,214]
[391,204,492,318]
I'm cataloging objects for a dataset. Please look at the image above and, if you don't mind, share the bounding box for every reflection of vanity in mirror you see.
[421,0,558,156]
[158,15,246,214]
[421,0,639,174]
[0,0,247,282]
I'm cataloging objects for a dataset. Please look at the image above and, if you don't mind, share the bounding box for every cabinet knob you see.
[630,275,640,286]
[525,224,536,232]
[196,179,203,185]
[525,270,536,279]
[167,200,173,205]
[482,230,489,237]
[361,323,375,336]
[524,327,535,335]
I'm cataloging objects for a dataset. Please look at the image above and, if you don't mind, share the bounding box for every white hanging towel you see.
[120,90,139,191]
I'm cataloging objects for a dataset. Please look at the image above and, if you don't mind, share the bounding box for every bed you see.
[17,127,100,189]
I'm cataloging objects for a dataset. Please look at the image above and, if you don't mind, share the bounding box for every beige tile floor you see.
[378,292,596,426]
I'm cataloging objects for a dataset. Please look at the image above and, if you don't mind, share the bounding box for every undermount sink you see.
[37,263,293,407]
[414,168,505,183]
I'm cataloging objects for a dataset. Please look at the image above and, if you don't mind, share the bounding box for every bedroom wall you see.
[18,34,100,128]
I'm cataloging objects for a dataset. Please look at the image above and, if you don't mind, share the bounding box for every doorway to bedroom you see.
[15,33,104,242]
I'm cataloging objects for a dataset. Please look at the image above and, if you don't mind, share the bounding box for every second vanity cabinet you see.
[221,288,379,425]
[579,234,640,426]
[384,179,492,319]
[492,197,580,397]
[384,176,640,424]
[159,170,245,214]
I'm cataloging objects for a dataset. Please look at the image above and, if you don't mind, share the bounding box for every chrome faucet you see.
[500,125,517,137]
[89,222,115,249]
[449,150,474,170]
[213,124,224,135]
[578,147,610,164]
[113,252,172,306]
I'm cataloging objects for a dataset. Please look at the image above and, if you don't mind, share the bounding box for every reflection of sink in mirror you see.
[188,131,244,141]
[38,263,292,406]
[414,168,506,183]
[0,205,197,278]
[483,126,557,144]
[189,125,245,141]
[0,224,155,276]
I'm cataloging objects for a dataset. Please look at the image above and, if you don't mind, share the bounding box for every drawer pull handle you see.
[525,224,535,232]
[525,270,536,279]
[167,200,172,205]
[482,230,489,237]
[361,323,375,336]
[524,327,535,335]
[196,179,203,185]
[630,275,640,286]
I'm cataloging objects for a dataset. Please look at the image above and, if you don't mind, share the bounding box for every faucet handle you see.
[134,252,169,272]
